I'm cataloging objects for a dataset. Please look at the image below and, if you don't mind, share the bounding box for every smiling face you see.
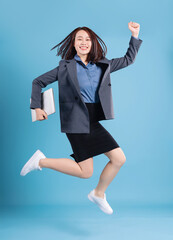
[74,30,92,58]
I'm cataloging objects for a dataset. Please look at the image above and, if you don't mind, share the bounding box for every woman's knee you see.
[105,147,126,167]
[77,157,94,178]
[80,170,93,178]
[114,155,126,167]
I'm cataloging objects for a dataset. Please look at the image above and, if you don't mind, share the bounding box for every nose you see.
[81,40,87,44]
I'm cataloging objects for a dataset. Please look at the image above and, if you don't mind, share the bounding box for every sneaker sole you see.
[20,150,43,176]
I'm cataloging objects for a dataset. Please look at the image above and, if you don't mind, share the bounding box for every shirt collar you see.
[74,53,94,65]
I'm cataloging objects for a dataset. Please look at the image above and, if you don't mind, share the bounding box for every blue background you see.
[1,0,173,239]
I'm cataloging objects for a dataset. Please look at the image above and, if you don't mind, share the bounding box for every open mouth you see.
[80,47,88,50]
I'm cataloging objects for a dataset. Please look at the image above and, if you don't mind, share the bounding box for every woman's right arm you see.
[30,65,59,121]
[30,66,59,109]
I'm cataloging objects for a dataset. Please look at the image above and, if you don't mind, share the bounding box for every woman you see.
[20,22,143,214]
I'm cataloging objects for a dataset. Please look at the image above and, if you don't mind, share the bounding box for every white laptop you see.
[30,88,56,122]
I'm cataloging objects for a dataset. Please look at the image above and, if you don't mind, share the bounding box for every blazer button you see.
[108,83,111,86]
[75,96,78,100]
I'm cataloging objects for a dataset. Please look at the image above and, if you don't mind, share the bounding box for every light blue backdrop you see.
[1,0,173,207]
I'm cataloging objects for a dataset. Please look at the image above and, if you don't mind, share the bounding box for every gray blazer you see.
[30,36,143,133]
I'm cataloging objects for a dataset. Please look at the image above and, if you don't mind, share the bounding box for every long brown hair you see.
[50,27,107,64]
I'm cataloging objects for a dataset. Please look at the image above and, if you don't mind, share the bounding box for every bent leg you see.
[95,147,126,198]
[39,157,93,179]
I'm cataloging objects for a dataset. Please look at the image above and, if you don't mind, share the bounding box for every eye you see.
[77,38,90,41]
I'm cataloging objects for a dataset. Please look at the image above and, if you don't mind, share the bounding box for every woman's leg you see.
[39,157,93,179]
[94,147,126,198]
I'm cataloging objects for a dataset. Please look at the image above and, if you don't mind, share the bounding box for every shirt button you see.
[75,96,78,100]
[108,83,111,86]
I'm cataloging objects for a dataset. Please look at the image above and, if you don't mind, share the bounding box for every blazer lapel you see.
[97,58,110,87]
[66,59,82,99]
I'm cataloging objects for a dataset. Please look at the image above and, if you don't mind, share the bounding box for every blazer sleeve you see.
[30,65,59,109]
[109,36,143,73]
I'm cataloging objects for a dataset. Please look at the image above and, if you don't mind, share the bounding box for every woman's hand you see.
[35,108,48,121]
[128,21,140,38]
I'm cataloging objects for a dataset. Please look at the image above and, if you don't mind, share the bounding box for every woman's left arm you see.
[109,21,143,73]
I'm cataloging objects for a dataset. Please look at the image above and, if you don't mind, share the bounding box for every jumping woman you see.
[20,22,143,214]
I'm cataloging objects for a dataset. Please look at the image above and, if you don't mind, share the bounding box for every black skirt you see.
[65,101,120,163]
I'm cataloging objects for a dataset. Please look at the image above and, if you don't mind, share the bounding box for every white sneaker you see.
[20,149,46,176]
[88,189,113,215]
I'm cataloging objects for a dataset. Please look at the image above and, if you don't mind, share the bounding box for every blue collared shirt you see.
[74,36,139,103]
[74,53,102,103]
